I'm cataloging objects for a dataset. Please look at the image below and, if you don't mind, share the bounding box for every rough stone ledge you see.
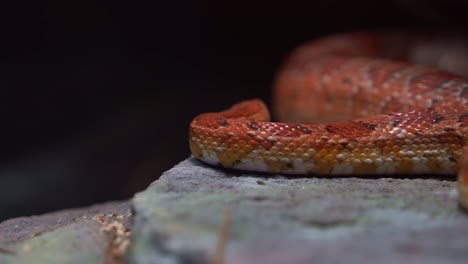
[2,157,468,264]
[0,201,132,264]
[128,157,468,264]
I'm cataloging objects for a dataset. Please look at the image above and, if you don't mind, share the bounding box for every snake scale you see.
[189,32,468,210]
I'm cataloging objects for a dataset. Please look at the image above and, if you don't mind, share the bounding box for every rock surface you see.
[0,201,132,264]
[2,157,468,264]
[128,157,468,264]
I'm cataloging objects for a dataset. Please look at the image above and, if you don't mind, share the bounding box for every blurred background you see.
[1,0,468,221]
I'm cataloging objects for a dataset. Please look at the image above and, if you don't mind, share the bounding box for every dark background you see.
[1,0,468,221]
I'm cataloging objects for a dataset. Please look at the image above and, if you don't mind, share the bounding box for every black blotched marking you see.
[461,86,468,99]
[297,125,312,134]
[285,162,294,169]
[391,118,401,127]
[248,121,260,130]
[325,125,335,133]
[433,115,445,124]
[368,124,378,130]
[358,121,377,131]
[408,71,456,91]
[339,141,348,147]
[429,99,439,108]
[341,77,352,85]
[449,156,456,163]
[218,116,228,126]
[458,113,468,123]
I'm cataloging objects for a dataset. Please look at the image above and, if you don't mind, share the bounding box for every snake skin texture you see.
[189,32,468,210]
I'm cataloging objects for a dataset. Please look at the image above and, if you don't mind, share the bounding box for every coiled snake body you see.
[189,32,468,210]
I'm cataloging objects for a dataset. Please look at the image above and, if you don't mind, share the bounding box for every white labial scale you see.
[441,164,456,174]
[411,157,431,174]
[412,163,431,174]
[234,157,315,174]
[199,145,220,165]
[435,158,456,174]
[331,163,354,175]
[233,158,268,172]
[375,161,398,174]
[234,148,270,171]
[285,159,315,174]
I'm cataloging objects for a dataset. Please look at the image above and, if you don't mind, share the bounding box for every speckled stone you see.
[128,157,468,264]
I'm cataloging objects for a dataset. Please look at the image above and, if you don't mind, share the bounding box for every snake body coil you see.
[189,32,468,210]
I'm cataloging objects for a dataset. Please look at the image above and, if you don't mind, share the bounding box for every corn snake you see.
[189,32,468,210]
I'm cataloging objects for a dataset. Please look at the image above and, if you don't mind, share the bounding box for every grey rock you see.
[0,201,132,264]
[128,157,468,264]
